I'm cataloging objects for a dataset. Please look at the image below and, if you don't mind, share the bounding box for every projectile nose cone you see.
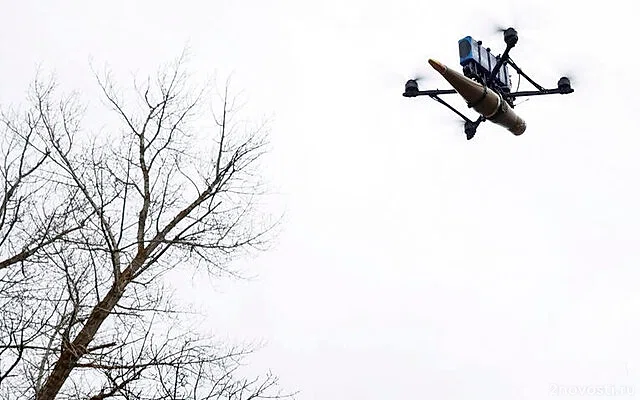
[428,59,447,75]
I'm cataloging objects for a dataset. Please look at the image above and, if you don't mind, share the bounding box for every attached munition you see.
[428,59,526,135]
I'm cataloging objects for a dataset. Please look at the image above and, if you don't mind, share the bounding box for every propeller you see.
[394,65,432,85]
[555,71,578,94]
[555,61,586,90]
[482,3,549,50]
[408,73,429,83]
[560,70,579,85]
[492,24,516,34]
[404,72,430,91]
[488,1,547,34]
[487,12,524,37]
[380,64,437,93]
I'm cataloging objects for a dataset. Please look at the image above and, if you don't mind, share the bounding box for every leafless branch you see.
[0,53,288,400]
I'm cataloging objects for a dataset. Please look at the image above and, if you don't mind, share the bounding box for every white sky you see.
[2,0,640,399]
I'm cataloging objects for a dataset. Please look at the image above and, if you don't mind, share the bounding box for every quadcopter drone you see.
[403,27,574,139]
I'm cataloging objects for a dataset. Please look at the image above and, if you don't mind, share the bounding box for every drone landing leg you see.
[430,95,484,140]
[464,116,485,140]
[430,95,471,123]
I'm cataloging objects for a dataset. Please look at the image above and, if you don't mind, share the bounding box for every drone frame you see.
[403,28,574,139]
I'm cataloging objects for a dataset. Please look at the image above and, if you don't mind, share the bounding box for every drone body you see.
[403,28,574,140]
[459,35,511,92]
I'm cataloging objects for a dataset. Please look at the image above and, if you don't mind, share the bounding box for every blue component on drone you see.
[458,36,511,91]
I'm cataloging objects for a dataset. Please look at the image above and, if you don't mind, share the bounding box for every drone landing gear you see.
[464,117,485,140]
[421,94,486,140]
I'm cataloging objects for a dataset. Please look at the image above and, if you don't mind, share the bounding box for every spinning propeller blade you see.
[493,24,513,34]
[380,64,433,90]
[560,71,578,85]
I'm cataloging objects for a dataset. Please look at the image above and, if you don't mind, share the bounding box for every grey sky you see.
[2,0,640,399]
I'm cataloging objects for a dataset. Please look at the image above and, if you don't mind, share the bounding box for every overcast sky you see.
[2,0,640,399]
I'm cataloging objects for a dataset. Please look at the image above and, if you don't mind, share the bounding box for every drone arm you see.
[403,89,457,97]
[510,87,574,97]
[402,81,489,140]
[488,44,514,86]
[506,59,545,91]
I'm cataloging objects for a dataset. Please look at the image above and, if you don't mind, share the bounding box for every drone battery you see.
[458,36,511,90]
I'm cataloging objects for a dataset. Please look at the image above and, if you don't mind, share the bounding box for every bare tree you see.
[0,53,291,400]
[0,76,86,272]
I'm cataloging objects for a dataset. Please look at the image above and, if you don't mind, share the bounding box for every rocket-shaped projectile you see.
[428,59,526,135]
